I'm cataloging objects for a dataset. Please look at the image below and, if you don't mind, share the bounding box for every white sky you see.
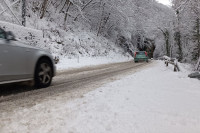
[156,0,172,6]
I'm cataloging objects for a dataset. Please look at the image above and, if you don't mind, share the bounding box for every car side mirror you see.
[6,31,16,41]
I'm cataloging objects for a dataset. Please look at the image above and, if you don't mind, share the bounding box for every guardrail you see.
[163,56,180,72]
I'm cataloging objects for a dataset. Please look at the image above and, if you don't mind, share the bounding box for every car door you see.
[0,30,29,82]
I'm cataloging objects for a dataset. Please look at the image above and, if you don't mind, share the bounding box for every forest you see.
[0,0,200,64]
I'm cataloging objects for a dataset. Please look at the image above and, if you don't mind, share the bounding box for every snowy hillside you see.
[0,0,176,67]
[0,20,131,70]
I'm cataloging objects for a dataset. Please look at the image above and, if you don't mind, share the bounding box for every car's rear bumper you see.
[134,58,148,61]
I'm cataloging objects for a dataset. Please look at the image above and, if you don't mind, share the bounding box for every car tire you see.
[34,59,53,88]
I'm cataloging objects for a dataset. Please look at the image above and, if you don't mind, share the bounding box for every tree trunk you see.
[3,0,22,25]
[176,10,183,61]
[197,18,200,58]
[74,0,94,21]
[22,0,26,26]
[59,0,69,13]
[159,28,171,57]
[55,0,64,12]
[165,31,170,57]
[175,31,183,61]
[40,0,48,19]
[97,3,105,36]
[64,1,72,27]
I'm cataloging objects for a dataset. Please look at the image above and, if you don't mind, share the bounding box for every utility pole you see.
[22,0,26,26]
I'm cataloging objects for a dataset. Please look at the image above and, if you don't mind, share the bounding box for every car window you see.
[138,52,145,55]
[0,28,6,39]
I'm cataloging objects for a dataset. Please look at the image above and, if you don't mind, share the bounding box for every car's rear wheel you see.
[35,59,53,88]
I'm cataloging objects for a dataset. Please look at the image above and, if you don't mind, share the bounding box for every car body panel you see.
[0,39,31,81]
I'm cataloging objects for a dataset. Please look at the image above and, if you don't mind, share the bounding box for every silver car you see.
[0,28,56,88]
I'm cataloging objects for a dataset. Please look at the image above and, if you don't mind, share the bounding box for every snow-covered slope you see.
[0,20,131,70]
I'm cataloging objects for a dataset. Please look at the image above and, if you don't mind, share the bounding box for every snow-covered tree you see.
[0,0,176,59]
[172,0,200,62]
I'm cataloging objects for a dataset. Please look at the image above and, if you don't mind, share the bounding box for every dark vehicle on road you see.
[134,51,149,63]
[0,28,56,88]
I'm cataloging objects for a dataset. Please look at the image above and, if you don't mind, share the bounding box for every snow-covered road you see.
[0,61,148,101]
[1,61,200,133]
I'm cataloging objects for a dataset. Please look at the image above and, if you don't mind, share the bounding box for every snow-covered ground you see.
[56,53,131,70]
[1,61,200,133]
